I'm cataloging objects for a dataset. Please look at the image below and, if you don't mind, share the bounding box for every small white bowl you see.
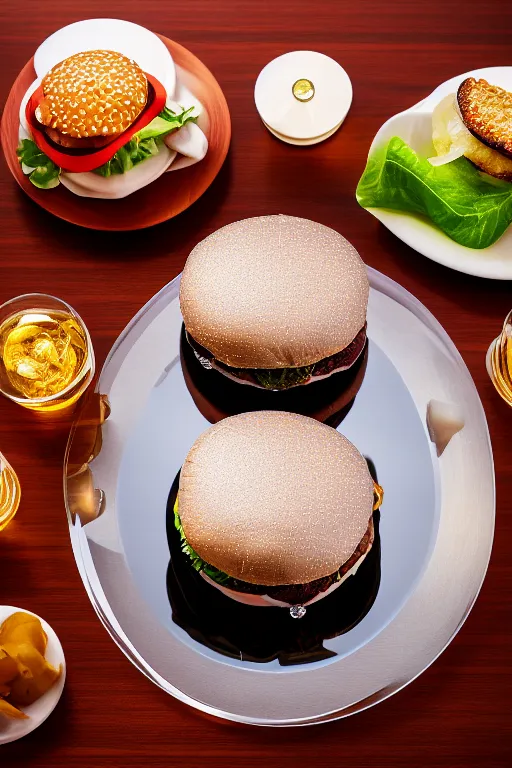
[362,66,512,280]
[0,606,66,745]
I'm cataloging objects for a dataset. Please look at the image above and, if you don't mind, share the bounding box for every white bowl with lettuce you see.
[357,66,512,280]
[16,19,208,199]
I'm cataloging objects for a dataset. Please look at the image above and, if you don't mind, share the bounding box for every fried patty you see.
[187,325,367,388]
[43,126,114,149]
[215,516,375,604]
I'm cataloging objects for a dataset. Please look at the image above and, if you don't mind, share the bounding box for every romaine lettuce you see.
[136,105,196,141]
[174,499,232,586]
[356,136,512,249]
[17,105,197,187]
[17,139,60,189]
[253,365,315,389]
[94,137,161,177]
[95,106,196,177]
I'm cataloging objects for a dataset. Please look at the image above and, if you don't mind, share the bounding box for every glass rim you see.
[501,309,512,332]
[0,292,95,404]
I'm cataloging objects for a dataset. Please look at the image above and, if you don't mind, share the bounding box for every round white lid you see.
[254,50,352,140]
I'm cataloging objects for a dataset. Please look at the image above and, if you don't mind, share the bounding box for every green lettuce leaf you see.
[17,105,196,185]
[174,499,232,585]
[253,365,315,390]
[136,105,196,140]
[356,136,512,249]
[16,139,60,189]
[94,137,161,177]
[95,105,196,177]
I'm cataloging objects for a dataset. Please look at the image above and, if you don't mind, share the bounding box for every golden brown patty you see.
[457,78,512,159]
[220,516,375,603]
[35,50,148,141]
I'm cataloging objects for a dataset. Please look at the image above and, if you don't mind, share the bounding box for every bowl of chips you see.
[0,606,65,744]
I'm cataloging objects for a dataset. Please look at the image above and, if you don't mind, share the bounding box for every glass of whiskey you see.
[0,294,95,412]
[486,310,512,406]
[0,452,21,531]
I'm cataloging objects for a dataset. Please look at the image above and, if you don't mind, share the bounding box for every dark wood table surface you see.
[0,0,511,765]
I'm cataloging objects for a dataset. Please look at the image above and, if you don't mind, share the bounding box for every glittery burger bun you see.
[178,411,374,586]
[35,50,148,148]
[179,215,369,370]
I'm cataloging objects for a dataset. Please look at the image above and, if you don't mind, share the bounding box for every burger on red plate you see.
[17,49,205,196]
[180,215,369,391]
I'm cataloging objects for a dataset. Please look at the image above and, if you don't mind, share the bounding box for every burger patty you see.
[43,126,115,149]
[215,517,375,604]
[186,326,367,389]
[313,328,367,376]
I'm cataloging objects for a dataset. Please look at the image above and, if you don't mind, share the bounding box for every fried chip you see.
[0,647,18,685]
[0,613,47,655]
[0,612,61,717]
[0,697,28,719]
[9,658,62,707]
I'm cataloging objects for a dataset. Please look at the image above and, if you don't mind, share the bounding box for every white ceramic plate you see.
[34,18,176,97]
[364,66,512,280]
[0,606,66,745]
[63,268,494,725]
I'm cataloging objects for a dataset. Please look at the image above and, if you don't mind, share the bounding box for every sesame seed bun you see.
[178,411,374,586]
[35,50,148,143]
[179,215,369,370]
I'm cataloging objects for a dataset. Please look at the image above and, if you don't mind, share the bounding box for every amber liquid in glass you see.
[0,309,90,411]
[487,311,512,406]
[0,455,21,531]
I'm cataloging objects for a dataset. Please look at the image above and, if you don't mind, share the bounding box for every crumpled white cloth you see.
[18,72,209,199]
[164,81,209,171]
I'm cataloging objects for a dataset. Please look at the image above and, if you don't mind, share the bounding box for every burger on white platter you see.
[180,215,369,391]
[174,411,383,617]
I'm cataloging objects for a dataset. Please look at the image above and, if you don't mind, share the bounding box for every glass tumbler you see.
[0,452,21,531]
[0,293,95,412]
[486,310,512,406]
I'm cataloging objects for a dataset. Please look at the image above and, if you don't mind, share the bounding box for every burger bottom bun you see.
[180,324,368,427]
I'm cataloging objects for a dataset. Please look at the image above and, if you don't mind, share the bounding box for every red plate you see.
[26,74,167,173]
[1,35,231,231]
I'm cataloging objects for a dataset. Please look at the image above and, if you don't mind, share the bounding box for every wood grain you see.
[1,36,231,230]
[0,1,511,766]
